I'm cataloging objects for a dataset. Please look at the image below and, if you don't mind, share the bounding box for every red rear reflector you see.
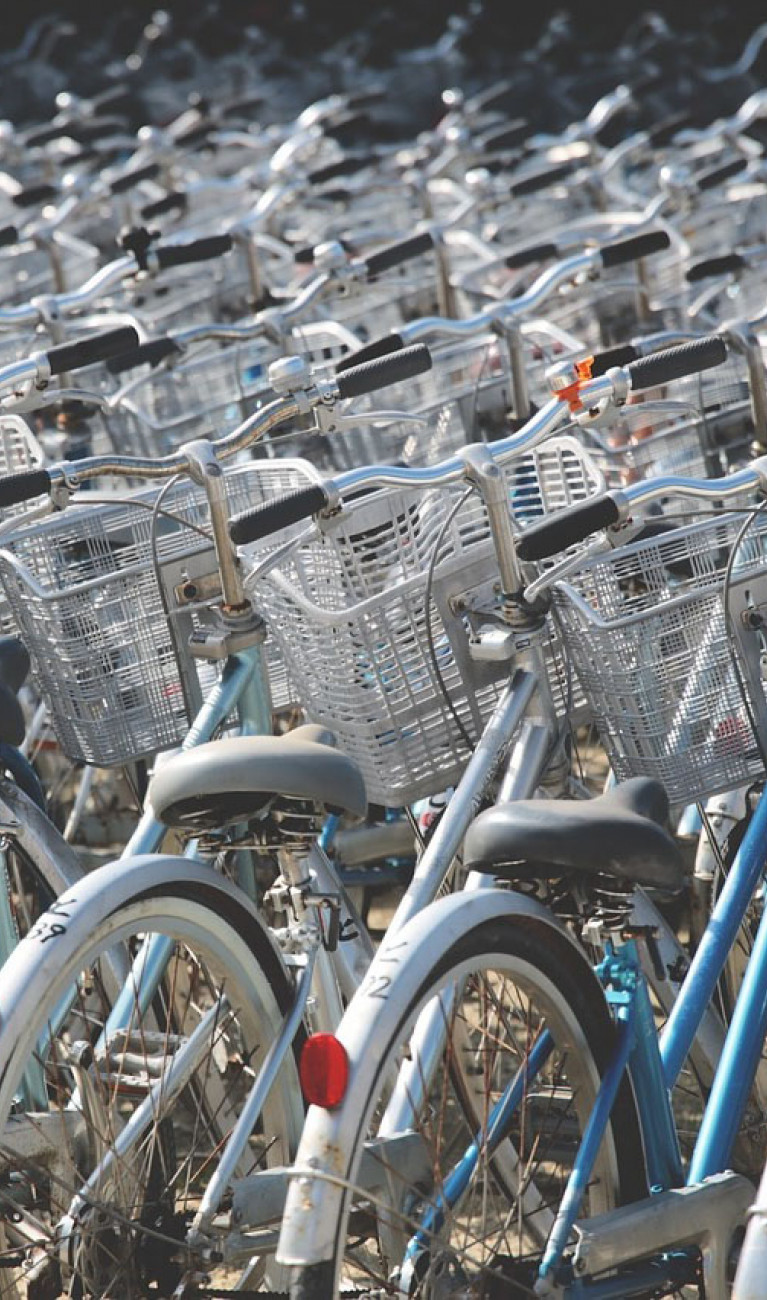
[299,1033,349,1108]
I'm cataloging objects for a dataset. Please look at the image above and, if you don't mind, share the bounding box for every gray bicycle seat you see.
[0,636,30,748]
[148,724,367,830]
[462,777,684,892]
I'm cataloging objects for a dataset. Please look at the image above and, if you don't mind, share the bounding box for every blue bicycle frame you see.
[403,784,767,1294]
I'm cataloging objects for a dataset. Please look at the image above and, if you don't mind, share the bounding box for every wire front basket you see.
[255,436,603,806]
[0,460,314,766]
[551,510,767,805]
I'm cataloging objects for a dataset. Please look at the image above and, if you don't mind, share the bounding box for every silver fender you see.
[277,886,595,1267]
[0,855,287,1110]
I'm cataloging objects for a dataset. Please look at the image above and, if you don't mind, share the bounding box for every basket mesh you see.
[552,511,767,805]
[0,460,315,766]
[255,438,603,805]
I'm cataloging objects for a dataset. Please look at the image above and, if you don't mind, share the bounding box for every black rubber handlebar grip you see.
[364,232,435,279]
[589,343,640,376]
[335,333,405,372]
[509,162,573,197]
[696,157,748,191]
[686,253,746,282]
[318,187,353,203]
[106,337,181,374]
[505,241,558,269]
[155,235,233,269]
[0,468,52,509]
[141,191,188,220]
[308,154,377,185]
[600,230,670,267]
[515,494,623,562]
[25,116,126,149]
[230,484,330,546]
[626,335,727,391]
[110,161,160,195]
[335,343,432,400]
[0,226,18,248]
[12,183,58,209]
[46,325,140,376]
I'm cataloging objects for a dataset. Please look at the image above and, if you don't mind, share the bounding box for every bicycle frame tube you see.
[689,841,767,1180]
[385,668,538,938]
[598,940,683,1193]
[660,784,767,1087]
[122,644,269,858]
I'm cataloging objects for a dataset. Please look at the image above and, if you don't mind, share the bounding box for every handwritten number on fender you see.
[29,899,75,943]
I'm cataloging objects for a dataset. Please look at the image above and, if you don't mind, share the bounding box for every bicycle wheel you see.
[292,915,646,1299]
[0,861,305,1300]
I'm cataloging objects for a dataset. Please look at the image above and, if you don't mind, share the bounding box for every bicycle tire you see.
[290,912,646,1299]
[0,859,305,1299]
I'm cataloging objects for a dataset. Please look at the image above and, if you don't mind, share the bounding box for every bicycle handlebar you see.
[308,154,377,185]
[227,335,731,553]
[505,241,558,269]
[477,119,528,154]
[45,325,140,376]
[106,336,181,374]
[600,229,670,267]
[624,334,727,388]
[515,493,624,561]
[334,343,431,398]
[0,468,52,509]
[401,230,670,342]
[140,191,188,220]
[686,252,746,282]
[109,161,161,195]
[515,337,729,560]
[153,234,233,269]
[230,484,331,545]
[0,345,432,511]
[362,231,435,279]
[509,161,575,197]
[12,182,58,209]
[696,157,749,191]
[335,333,406,371]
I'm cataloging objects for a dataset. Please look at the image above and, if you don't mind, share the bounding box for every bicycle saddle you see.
[148,724,367,830]
[462,777,684,892]
[0,636,30,748]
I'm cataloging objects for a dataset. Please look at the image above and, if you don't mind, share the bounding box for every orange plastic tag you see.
[555,355,594,412]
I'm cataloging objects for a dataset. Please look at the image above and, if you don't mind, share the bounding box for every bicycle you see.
[0,336,735,1298]
[279,416,767,1299]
